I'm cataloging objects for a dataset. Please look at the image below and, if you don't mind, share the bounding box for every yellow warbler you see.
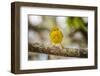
[50,26,64,48]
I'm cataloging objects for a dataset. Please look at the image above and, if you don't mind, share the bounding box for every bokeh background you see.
[28,15,88,60]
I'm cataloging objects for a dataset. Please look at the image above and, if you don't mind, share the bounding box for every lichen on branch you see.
[28,43,88,58]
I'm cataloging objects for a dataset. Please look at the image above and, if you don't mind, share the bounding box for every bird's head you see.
[51,26,59,31]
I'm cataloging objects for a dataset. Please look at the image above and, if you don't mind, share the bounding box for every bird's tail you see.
[60,43,64,49]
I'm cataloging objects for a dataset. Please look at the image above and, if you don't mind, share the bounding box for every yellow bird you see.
[50,25,64,49]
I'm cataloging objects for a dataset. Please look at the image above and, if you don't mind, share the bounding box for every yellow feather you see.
[50,26,63,44]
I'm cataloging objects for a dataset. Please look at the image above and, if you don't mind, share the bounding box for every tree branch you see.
[28,43,88,58]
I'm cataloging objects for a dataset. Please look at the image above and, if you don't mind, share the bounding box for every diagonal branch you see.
[28,43,88,58]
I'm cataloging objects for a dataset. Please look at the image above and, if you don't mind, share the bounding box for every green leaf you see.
[66,17,87,32]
